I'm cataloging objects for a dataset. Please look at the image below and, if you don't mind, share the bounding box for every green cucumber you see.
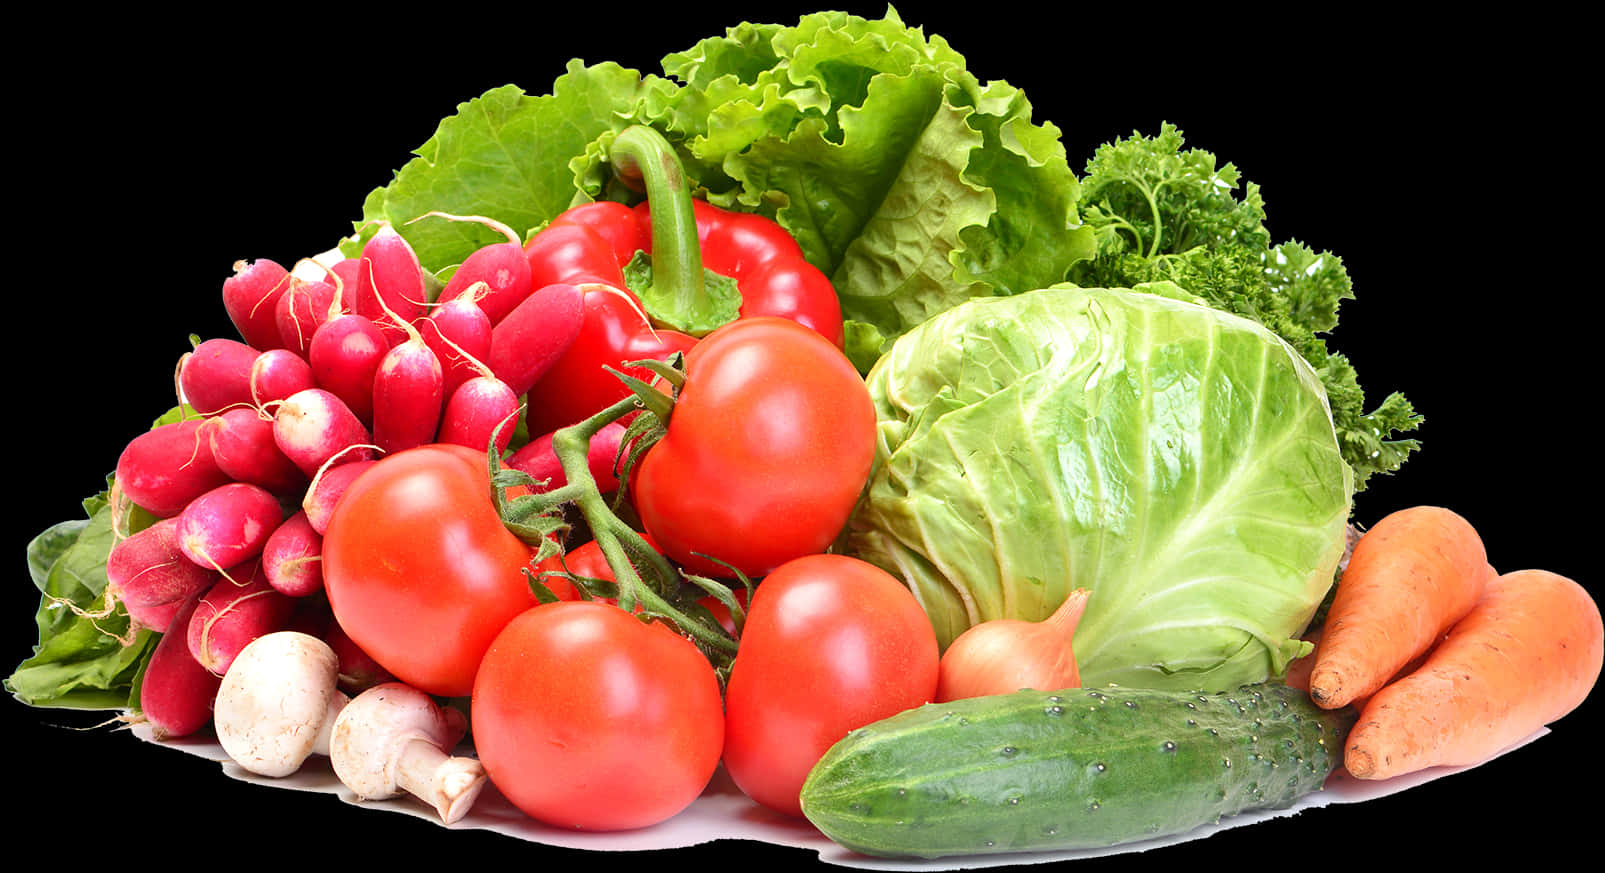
[799,682,1356,859]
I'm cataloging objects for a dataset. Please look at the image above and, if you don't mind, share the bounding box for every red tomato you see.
[721,554,939,817]
[632,317,876,577]
[471,600,725,830]
[321,444,540,697]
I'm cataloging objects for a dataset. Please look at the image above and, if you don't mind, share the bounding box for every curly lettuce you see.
[1068,124,1420,489]
[348,8,1093,371]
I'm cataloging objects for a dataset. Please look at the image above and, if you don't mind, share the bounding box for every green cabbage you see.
[843,285,1353,692]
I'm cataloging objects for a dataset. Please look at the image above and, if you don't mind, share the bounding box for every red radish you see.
[115,418,233,517]
[123,592,194,637]
[106,518,219,632]
[262,510,324,597]
[206,408,308,495]
[370,305,445,455]
[428,212,533,325]
[273,387,375,477]
[308,310,388,425]
[326,258,362,296]
[419,291,493,401]
[276,273,339,356]
[176,482,285,572]
[249,348,316,408]
[139,589,223,738]
[355,224,429,345]
[221,259,292,351]
[488,282,585,397]
[303,457,377,536]
[427,311,520,455]
[325,617,394,693]
[177,337,260,415]
[508,420,629,492]
[186,561,296,676]
[438,375,522,456]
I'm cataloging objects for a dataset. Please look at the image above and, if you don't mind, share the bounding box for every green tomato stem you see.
[547,395,739,657]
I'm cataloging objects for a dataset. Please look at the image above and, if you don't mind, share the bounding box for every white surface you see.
[133,721,1546,868]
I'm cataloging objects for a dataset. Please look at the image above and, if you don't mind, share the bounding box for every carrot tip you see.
[1345,746,1375,779]
[1307,670,1347,708]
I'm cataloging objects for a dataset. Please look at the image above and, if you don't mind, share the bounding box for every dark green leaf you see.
[7,494,155,709]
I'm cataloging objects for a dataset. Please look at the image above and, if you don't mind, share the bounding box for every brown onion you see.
[935,588,1091,702]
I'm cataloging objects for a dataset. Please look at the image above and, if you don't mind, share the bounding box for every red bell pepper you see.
[520,125,843,438]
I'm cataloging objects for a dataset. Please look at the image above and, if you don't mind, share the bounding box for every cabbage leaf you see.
[845,286,1353,692]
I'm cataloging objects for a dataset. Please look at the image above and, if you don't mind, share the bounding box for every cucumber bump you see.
[799,683,1356,859]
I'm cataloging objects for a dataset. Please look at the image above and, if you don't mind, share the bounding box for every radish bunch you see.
[116,217,589,739]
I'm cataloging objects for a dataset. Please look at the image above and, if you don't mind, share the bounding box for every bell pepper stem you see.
[609,125,712,329]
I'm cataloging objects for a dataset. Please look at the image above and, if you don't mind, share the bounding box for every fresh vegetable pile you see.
[12,7,1602,865]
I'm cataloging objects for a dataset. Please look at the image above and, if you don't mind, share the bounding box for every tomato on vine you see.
[321,444,554,698]
[470,600,725,830]
[720,554,940,818]
[631,316,877,578]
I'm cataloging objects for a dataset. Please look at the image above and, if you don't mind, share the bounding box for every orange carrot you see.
[1308,506,1493,709]
[1344,569,1602,780]
[1285,624,1434,713]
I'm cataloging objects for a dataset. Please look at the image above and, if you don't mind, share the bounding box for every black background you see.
[12,5,1593,870]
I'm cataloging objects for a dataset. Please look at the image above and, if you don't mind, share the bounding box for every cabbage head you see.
[843,285,1353,692]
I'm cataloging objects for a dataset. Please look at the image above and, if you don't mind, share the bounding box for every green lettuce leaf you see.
[645,9,1094,370]
[7,486,156,709]
[347,64,671,268]
[10,408,179,709]
[350,9,1093,371]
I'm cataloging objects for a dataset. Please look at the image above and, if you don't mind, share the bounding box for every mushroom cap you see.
[213,631,342,777]
[329,681,450,799]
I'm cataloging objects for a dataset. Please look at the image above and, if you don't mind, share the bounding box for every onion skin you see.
[935,588,1091,702]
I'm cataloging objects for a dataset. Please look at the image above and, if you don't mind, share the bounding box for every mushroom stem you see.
[395,737,488,825]
[329,682,489,824]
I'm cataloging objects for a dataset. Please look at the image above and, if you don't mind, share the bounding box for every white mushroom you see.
[329,681,486,824]
[213,631,349,777]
